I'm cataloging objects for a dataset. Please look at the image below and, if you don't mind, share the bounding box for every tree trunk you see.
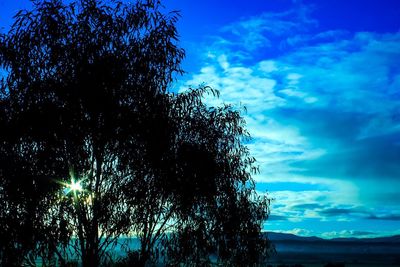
[82,249,99,267]
[139,241,151,267]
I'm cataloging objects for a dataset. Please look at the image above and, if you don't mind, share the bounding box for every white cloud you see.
[320,230,376,239]
[219,6,317,51]
[179,58,326,191]
[270,228,400,238]
[258,60,279,73]
[280,32,400,110]
[266,184,359,222]
[179,5,400,229]
[217,54,230,70]
[275,228,314,236]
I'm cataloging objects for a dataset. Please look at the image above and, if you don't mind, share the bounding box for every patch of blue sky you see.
[257,182,328,192]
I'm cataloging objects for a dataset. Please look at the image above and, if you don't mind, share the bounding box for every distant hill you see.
[266,232,400,266]
[265,232,323,242]
[264,232,400,243]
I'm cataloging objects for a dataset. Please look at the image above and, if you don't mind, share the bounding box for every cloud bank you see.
[178,4,400,237]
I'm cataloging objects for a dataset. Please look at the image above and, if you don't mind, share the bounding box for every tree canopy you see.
[0,0,273,266]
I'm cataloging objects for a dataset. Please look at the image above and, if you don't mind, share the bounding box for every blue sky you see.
[1,0,400,238]
[167,0,400,238]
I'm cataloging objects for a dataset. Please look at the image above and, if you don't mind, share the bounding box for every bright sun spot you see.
[68,178,83,192]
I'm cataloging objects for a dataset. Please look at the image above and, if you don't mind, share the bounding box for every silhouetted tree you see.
[0,0,272,266]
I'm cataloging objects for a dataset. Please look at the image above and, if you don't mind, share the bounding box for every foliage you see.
[0,0,272,266]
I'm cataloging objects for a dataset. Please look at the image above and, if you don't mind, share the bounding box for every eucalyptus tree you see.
[0,0,272,266]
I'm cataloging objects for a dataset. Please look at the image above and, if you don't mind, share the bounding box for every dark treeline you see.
[0,0,273,266]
